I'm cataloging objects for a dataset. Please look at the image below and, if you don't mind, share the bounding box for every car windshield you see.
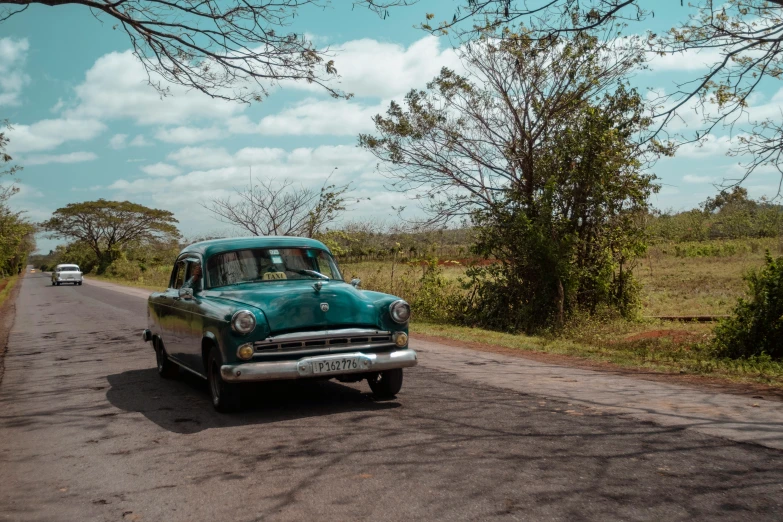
[58,266,80,272]
[206,248,343,288]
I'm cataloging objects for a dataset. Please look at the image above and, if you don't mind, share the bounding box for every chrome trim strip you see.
[251,342,397,359]
[220,349,418,383]
[256,328,391,344]
[168,356,207,380]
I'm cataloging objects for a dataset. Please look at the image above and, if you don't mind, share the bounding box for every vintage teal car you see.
[142,237,417,412]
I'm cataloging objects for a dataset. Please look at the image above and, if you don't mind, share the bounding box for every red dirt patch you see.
[623,329,704,345]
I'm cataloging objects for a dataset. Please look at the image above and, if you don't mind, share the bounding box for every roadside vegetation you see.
[0,121,35,283]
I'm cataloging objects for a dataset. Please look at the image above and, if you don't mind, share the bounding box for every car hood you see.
[208,280,391,333]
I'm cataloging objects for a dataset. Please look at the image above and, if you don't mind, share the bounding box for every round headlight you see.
[392,331,408,347]
[237,343,254,360]
[231,310,256,335]
[389,300,411,324]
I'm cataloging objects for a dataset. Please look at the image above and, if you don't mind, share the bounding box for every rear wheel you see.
[155,340,179,379]
[207,347,241,413]
[367,369,404,399]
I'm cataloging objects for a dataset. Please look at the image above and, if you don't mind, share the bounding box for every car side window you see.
[171,260,187,289]
[182,260,203,291]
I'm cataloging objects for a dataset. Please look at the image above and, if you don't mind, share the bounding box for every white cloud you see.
[231,98,384,136]
[110,133,151,149]
[0,181,43,199]
[155,126,219,144]
[129,134,151,147]
[111,145,375,198]
[165,144,368,174]
[683,174,713,184]
[6,119,106,154]
[24,151,98,166]
[676,134,740,158]
[646,47,726,73]
[65,51,244,125]
[290,36,461,99]
[109,134,128,149]
[140,162,181,177]
[0,37,30,106]
[167,147,236,170]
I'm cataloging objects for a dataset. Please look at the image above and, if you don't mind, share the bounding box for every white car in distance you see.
[52,264,83,286]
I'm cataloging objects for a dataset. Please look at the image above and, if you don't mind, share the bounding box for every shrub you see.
[411,258,463,323]
[104,256,143,281]
[712,252,783,359]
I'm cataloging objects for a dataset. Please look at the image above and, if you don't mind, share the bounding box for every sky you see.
[2,1,782,253]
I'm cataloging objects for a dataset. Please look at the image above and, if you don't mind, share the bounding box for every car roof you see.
[179,236,331,260]
[55,264,80,268]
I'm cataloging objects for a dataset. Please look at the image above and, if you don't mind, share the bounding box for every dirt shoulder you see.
[0,274,23,385]
[414,331,783,402]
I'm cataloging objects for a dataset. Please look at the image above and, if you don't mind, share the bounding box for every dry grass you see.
[340,260,466,303]
[0,276,18,308]
[636,239,781,316]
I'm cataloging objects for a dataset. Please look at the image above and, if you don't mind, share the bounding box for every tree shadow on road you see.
[105,367,399,434]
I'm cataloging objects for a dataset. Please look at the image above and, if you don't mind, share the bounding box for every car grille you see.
[253,328,393,357]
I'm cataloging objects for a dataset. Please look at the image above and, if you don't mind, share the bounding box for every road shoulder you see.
[0,274,24,385]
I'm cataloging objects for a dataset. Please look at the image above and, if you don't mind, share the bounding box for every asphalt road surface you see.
[2,273,783,521]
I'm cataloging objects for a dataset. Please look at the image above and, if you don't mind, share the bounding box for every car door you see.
[157,257,190,365]
[176,257,207,373]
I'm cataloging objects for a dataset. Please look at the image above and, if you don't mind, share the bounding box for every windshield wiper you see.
[290,269,330,280]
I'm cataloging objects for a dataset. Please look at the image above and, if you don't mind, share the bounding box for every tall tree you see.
[360,24,667,331]
[0,120,35,277]
[40,199,180,273]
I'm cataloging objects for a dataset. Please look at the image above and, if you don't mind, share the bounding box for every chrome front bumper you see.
[220,349,418,383]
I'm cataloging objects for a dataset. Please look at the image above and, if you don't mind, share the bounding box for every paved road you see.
[2,273,783,521]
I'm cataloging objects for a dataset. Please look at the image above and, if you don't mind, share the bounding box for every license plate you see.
[311,357,361,375]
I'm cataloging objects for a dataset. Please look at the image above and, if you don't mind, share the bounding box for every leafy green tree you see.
[361,25,666,331]
[0,120,35,277]
[713,253,783,359]
[40,200,180,273]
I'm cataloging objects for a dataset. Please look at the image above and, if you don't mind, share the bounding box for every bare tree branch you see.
[203,174,355,237]
[0,0,415,102]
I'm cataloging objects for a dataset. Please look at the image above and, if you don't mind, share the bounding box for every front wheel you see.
[367,368,404,399]
[207,347,241,413]
[155,340,179,379]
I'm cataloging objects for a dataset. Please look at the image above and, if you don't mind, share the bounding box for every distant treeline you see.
[648,187,783,243]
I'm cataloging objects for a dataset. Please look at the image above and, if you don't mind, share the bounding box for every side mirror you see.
[179,287,194,300]
[351,278,361,288]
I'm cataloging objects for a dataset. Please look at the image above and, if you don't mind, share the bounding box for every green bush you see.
[104,256,144,281]
[411,258,463,323]
[712,252,783,359]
